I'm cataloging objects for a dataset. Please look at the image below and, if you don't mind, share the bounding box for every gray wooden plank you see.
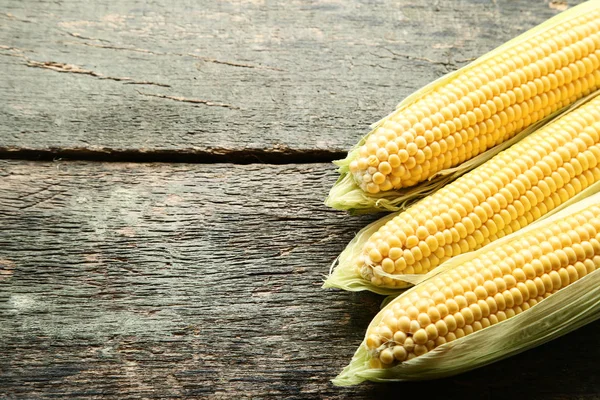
[0,160,599,399]
[0,0,586,158]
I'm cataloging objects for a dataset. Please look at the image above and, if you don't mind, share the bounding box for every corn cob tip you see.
[325,159,460,214]
[323,212,416,294]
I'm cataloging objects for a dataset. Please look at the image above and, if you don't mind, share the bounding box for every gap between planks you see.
[0,147,348,165]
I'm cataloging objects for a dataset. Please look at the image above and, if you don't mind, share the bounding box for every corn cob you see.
[333,194,600,385]
[326,0,600,213]
[324,93,600,294]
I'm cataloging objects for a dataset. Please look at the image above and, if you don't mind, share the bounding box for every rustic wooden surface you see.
[2,0,600,398]
[1,161,599,399]
[0,0,584,161]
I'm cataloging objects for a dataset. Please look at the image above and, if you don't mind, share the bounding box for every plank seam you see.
[0,147,347,165]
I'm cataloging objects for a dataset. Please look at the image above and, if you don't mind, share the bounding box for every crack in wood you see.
[65,31,111,42]
[0,45,25,52]
[1,46,171,87]
[136,91,238,109]
[0,45,32,59]
[63,36,285,71]
[1,45,170,87]
[25,60,171,87]
[377,47,476,72]
[202,57,284,72]
[1,12,32,23]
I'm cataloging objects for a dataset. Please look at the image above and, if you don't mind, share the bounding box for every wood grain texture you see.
[1,160,599,399]
[0,0,586,159]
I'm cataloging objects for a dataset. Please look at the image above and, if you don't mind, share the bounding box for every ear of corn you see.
[326,0,600,213]
[324,92,600,294]
[333,193,600,385]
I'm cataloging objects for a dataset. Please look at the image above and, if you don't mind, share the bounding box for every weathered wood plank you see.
[0,160,599,399]
[0,0,585,158]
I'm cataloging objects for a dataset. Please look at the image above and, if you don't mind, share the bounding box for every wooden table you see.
[2,0,599,398]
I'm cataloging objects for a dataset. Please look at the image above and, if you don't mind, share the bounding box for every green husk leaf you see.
[325,0,600,213]
[333,192,600,385]
[323,91,600,293]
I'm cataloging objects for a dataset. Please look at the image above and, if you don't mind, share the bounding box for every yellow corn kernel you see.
[366,204,600,366]
[329,5,600,214]
[357,95,600,288]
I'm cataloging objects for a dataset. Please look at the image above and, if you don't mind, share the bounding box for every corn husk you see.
[323,92,600,294]
[325,0,600,214]
[333,191,600,385]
